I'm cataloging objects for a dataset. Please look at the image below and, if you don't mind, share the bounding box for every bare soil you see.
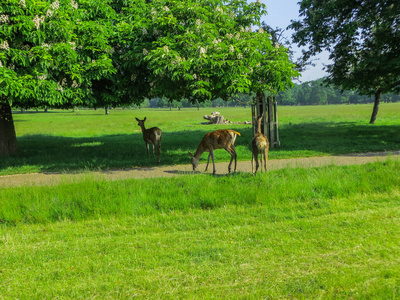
[1,151,399,187]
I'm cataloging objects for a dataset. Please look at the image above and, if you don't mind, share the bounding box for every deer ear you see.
[144,117,147,121]
[188,152,193,158]
[135,117,139,121]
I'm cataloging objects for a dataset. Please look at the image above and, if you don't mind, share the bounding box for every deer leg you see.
[211,150,217,174]
[205,152,211,172]
[146,143,150,157]
[255,153,260,175]
[251,154,254,174]
[157,137,161,163]
[264,149,268,172]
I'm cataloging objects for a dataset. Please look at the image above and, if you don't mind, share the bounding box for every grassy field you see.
[1,161,400,298]
[1,103,400,175]
[1,103,400,298]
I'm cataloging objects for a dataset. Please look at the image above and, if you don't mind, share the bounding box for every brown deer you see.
[189,129,241,174]
[135,117,162,163]
[251,115,269,174]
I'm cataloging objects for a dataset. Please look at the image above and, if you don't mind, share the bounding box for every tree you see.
[0,0,116,156]
[122,0,298,103]
[290,0,400,123]
[1,0,298,157]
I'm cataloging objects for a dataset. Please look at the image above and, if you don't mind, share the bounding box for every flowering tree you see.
[116,0,298,103]
[0,0,298,157]
[0,0,116,156]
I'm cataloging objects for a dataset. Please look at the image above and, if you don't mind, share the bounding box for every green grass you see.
[1,104,400,298]
[1,103,400,175]
[1,161,400,298]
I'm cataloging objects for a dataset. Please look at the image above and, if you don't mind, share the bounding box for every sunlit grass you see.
[1,161,399,298]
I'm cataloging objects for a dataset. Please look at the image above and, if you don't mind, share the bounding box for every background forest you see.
[136,78,400,109]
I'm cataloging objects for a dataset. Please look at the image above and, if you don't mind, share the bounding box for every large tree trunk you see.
[0,101,18,156]
[369,91,381,124]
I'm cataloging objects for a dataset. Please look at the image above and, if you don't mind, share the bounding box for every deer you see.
[251,115,269,175]
[135,117,162,163]
[189,129,241,174]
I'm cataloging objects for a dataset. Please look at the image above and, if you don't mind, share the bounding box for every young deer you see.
[135,117,162,163]
[189,129,241,174]
[251,115,269,174]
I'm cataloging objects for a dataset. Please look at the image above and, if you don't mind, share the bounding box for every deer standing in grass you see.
[251,115,269,174]
[189,129,241,174]
[135,117,162,163]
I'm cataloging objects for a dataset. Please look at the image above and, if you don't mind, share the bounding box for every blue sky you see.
[263,0,330,82]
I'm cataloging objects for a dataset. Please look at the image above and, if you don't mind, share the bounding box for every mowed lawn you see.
[1,103,400,298]
[1,102,400,175]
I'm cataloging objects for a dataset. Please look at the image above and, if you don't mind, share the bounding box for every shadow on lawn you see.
[1,122,399,174]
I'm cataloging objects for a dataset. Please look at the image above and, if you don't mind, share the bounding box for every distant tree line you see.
[138,79,400,109]
[276,79,400,106]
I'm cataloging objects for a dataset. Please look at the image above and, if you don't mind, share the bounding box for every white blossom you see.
[151,8,157,16]
[195,19,201,26]
[142,27,148,35]
[153,28,159,36]
[237,53,243,59]
[19,0,26,8]
[143,48,148,56]
[193,74,197,80]
[163,6,170,12]
[226,33,233,39]
[68,41,76,50]
[33,15,45,30]
[0,61,3,67]
[70,0,78,9]
[229,45,234,52]
[0,15,9,24]
[163,45,169,53]
[258,28,264,33]
[71,80,80,88]
[37,74,47,81]
[46,9,53,18]
[0,40,9,50]
[50,1,60,10]
[130,74,137,81]
[199,47,207,56]
[215,6,223,13]
[257,0,262,3]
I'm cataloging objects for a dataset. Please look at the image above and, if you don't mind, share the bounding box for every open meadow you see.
[1,103,400,175]
[1,103,400,298]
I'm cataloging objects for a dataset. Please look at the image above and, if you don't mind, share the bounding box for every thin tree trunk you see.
[369,91,381,124]
[0,101,18,156]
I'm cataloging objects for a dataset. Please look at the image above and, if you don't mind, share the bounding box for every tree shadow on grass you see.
[1,122,399,174]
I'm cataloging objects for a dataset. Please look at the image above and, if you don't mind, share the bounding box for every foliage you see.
[276,79,400,106]
[0,0,116,109]
[290,0,400,123]
[114,0,298,104]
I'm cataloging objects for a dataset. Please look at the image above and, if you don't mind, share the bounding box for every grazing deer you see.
[251,115,269,174]
[189,129,241,174]
[135,117,162,163]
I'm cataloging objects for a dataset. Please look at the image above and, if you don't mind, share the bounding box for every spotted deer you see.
[251,115,269,174]
[189,129,241,174]
[135,117,162,163]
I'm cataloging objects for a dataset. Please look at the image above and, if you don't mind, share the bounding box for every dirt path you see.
[1,151,400,187]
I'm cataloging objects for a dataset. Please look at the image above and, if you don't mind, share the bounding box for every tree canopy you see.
[290,0,400,123]
[0,0,298,156]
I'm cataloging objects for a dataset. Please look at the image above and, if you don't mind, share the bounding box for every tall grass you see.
[1,103,400,175]
[1,161,399,298]
[1,160,399,225]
